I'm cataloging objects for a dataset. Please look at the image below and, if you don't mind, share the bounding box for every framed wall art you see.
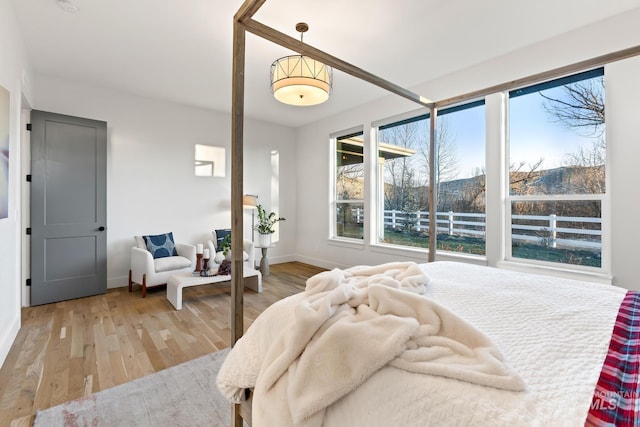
[0,84,9,220]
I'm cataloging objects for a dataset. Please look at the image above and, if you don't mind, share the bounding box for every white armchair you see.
[128,234,196,298]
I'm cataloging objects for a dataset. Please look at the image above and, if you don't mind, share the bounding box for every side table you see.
[255,244,274,276]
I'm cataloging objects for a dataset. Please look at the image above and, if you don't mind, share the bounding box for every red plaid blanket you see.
[586,291,640,427]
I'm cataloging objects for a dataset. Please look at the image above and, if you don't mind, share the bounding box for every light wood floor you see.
[0,262,324,427]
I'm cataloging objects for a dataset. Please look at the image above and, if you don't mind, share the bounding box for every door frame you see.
[20,106,30,307]
[26,108,109,307]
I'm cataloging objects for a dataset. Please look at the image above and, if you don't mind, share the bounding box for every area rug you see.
[34,348,243,427]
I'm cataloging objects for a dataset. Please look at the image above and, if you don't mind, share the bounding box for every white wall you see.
[32,75,296,295]
[608,55,640,290]
[294,9,640,290]
[0,0,32,367]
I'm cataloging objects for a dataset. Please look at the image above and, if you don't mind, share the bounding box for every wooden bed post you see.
[230,18,246,426]
[232,2,266,426]
[231,18,245,350]
[230,1,432,424]
[231,0,267,346]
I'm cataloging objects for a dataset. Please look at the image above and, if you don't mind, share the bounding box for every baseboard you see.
[0,314,20,369]
[267,254,295,265]
[107,276,128,289]
[291,255,347,270]
[107,255,324,290]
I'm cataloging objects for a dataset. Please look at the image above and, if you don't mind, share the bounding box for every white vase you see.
[258,233,272,247]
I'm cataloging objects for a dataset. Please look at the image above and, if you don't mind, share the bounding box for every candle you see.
[203,248,210,259]
[196,243,203,254]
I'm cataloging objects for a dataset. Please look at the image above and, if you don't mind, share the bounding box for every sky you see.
[439,105,485,179]
[377,75,603,183]
[446,84,600,180]
[509,88,595,171]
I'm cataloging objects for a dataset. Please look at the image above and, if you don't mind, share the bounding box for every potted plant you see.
[254,204,285,247]
[219,233,232,259]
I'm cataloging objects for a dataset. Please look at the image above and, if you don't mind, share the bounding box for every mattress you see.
[219,261,631,426]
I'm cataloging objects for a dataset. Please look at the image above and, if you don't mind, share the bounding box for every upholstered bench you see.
[166,268,262,310]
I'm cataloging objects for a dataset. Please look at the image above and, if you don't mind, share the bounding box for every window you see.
[435,101,486,255]
[376,114,430,248]
[328,67,607,275]
[374,100,486,255]
[333,131,365,239]
[508,68,605,268]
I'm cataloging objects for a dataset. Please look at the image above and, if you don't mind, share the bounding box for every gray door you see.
[30,110,107,305]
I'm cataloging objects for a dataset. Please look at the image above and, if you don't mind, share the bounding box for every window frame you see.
[372,101,488,258]
[504,67,609,274]
[372,109,430,252]
[330,126,366,243]
[327,69,610,279]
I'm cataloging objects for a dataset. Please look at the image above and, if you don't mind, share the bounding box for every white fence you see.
[353,209,601,250]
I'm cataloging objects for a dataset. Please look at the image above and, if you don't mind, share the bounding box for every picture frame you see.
[0,84,9,220]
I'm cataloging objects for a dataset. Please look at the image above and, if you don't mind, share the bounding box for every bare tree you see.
[381,120,428,211]
[415,117,460,210]
[536,75,606,224]
[380,115,462,232]
[541,77,604,137]
[435,118,460,184]
[509,158,545,196]
[336,162,364,200]
[401,170,420,232]
[564,140,605,194]
[541,75,605,200]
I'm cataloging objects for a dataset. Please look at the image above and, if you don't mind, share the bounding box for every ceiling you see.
[10,0,640,128]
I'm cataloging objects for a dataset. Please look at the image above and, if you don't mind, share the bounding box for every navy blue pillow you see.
[215,229,231,250]
[143,232,178,259]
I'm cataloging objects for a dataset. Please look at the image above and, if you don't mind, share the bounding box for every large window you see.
[376,114,430,248]
[334,131,365,239]
[374,101,486,255]
[329,67,606,273]
[435,102,486,255]
[508,68,605,268]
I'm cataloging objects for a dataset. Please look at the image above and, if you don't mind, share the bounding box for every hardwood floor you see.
[0,262,324,427]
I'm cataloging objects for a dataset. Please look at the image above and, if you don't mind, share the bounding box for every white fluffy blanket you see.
[217,261,524,426]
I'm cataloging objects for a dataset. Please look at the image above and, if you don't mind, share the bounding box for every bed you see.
[217,261,639,426]
[226,2,640,426]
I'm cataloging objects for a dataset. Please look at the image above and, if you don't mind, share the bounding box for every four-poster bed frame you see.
[229,1,640,424]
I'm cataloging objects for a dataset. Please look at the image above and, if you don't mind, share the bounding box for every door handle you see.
[98,226,106,231]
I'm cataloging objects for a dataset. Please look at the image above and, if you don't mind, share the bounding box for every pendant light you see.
[270,23,333,106]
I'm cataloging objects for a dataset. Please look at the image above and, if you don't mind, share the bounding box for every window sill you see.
[496,260,612,285]
[327,240,611,285]
[369,243,490,264]
[369,242,428,259]
[328,238,365,250]
[434,251,487,265]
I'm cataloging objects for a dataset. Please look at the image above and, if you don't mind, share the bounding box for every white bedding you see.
[218,261,626,426]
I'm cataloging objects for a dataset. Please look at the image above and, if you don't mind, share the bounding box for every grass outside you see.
[511,243,601,267]
[382,230,485,255]
[339,224,600,267]
[382,228,601,267]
